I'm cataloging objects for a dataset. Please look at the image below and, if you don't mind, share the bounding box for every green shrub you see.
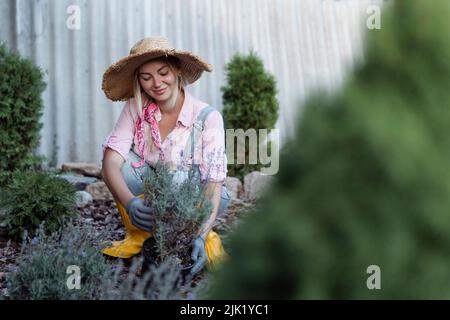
[0,42,47,187]
[222,51,279,180]
[7,222,111,300]
[206,0,450,299]
[143,163,212,267]
[0,171,76,241]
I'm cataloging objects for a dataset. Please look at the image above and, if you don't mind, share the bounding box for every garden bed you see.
[0,198,255,299]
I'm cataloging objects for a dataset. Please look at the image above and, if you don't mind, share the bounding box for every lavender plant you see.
[5,218,204,300]
[6,221,111,300]
[101,255,205,300]
[143,163,212,268]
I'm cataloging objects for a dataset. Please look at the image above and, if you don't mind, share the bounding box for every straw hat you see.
[102,37,213,101]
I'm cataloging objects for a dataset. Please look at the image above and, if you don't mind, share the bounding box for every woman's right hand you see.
[126,197,155,231]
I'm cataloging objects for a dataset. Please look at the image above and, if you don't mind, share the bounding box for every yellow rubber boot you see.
[205,231,228,271]
[102,194,152,259]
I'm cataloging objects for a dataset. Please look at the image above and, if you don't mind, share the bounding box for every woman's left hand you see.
[190,237,208,274]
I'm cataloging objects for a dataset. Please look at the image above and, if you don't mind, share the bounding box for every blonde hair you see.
[132,56,186,156]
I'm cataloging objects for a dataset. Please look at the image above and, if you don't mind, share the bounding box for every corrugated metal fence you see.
[0,0,382,167]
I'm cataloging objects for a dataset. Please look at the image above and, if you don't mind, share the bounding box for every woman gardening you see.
[101,37,230,275]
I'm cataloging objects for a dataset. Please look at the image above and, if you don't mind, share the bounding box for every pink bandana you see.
[132,102,165,168]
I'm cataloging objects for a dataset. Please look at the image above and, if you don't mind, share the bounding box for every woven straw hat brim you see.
[102,50,213,102]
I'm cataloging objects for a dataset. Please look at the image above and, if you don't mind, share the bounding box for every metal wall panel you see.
[0,0,381,167]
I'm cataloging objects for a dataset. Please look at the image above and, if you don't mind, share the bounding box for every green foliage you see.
[7,223,111,300]
[206,0,450,299]
[0,42,47,186]
[0,171,76,241]
[143,163,212,266]
[222,51,279,179]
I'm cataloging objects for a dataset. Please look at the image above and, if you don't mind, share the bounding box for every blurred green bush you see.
[206,0,450,299]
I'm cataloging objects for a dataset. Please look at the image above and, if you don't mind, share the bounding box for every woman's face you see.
[138,60,179,104]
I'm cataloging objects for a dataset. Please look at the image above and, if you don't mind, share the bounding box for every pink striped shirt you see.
[102,90,227,182]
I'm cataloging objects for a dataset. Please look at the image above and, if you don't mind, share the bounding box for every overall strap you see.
[184,105,216,165]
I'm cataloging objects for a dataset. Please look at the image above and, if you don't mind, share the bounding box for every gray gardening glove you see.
[126,197,155,232]
[190,236,208,275]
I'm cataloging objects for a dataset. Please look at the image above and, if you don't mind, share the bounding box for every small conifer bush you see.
[222,51,279,180]
[0,42,46,186]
